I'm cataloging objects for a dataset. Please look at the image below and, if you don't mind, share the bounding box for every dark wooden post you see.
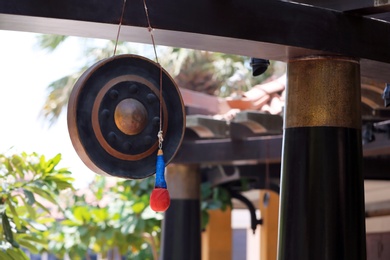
[160,164,201,260]
[278,56,366,259]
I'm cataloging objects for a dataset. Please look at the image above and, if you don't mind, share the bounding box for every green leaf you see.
[36,34,67,51]
[201,182,212,199]
[17,234,47,245]
[201,210,210,230]
[16,239,39,254]
[6,201,21,230]
[135,219,146,233]
[33,200,51,215]
[201,201,208,210]
[73,206,91,223]
[60,219,80,226]
[57,167,71,173]
[46,173,73,181]
[44,178,73,190]
[240,178,251,191]
[0,250,13,260]
[10,155,25,178]
[28,220,47,232]
[206,200,223,210]
[36,216,55,224]
[121,219,137,234]
[213,187,219,200]
[20,198,36,219]
[51,153,61,166]
[7,247,29,260]
[132,202,146,214]
[22,190,35,206]
[45,154,61,173]
[23,186,58,206]
[139,179,150,191]
[6,248,19,260]
[2,212,14,244]
[2,157,13,174]
[91,208,108,222]
[0,204,6,214]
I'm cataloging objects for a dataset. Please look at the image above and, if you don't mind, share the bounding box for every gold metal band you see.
[285,56,361,129]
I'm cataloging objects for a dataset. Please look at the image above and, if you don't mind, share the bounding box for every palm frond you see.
[36,35,68,52]
[39,70,84,126]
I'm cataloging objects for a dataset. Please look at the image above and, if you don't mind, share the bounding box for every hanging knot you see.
[158,130,163,149]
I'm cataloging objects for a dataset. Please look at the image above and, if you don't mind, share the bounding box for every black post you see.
[278,56,366,259]
[160,164,201,260]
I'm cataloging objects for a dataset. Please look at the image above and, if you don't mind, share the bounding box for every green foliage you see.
[200,182,232,230]
[0,151,162,259]
[36,35,67,52]
[160,47,284,97]
[0,152,74,259]
[0,152,236,259]
[47,176,162,259]
[41,72,84,126]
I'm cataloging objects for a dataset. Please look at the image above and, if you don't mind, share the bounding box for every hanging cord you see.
[143,0,170,213]
[143,0,159,64]
[157,68,163,149]
[143,0,164,148]
[113,0,127,56]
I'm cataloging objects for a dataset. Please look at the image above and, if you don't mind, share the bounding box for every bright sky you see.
[0,30,101,188]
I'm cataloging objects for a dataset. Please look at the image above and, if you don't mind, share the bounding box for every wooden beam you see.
[230,112,283,140]
[202,209,232,260]
[363,157,390,180]
[173,133,390,179]
[259,190,279,260]
[363,133,390,157]
[172,135,283,165]
[200,159,390,191]
[294,0,390,17]
[186,115,229,139]
[179,88,224,115]
[2,1,390,81]
[366,200,390,218]
[290,0,386,12]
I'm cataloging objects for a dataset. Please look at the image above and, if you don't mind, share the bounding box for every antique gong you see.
[67,54,185,180]
[67,0,185,212]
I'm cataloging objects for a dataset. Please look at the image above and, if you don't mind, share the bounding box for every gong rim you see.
[68,54,185,179]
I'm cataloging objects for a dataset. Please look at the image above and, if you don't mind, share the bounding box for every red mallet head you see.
[150,188,170,212]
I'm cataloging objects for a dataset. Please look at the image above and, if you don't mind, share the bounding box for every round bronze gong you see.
[68,54,185,179]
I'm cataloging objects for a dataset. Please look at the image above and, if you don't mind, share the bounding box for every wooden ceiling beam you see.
[173,133,390,170]
[173,135,283,165]
[2,0,390,81]
[290,0,385,12]
[199,158,390,187]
